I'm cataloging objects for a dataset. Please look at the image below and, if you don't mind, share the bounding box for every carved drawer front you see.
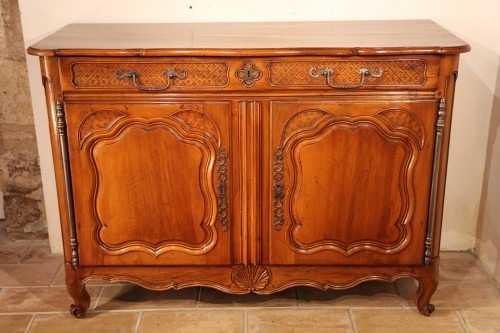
[267,58,438,89]
[60,58,230,91]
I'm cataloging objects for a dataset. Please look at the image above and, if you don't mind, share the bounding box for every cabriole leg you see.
[65,263,90,318]
[414,258,439,316]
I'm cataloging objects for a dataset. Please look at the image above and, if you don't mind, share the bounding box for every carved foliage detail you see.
[79,110,128,146]
[232,265,271,291]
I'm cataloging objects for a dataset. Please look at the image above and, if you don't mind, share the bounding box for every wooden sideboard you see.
[28,20,470,317]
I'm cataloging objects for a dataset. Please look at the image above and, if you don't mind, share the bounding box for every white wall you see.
[19,0,500,253]
[475,64,500,284]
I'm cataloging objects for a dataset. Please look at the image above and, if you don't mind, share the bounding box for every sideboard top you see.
[28,20,470,57]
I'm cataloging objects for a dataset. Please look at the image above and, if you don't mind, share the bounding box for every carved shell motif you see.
[232,265,271,291]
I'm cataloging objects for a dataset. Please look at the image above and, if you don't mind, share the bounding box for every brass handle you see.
[308,67,383,89]
[114,69,188,91]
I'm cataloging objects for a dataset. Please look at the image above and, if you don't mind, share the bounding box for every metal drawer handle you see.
[308,67,383,89]
[114,69,188,91]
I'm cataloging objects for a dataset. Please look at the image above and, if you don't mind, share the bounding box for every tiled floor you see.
[1,225,499,332]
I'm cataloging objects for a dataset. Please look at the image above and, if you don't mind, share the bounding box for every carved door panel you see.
[64,101,233,265]
[266,99,437,265]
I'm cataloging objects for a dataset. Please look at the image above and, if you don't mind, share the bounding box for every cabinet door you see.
[266,99,437,265]
[65,101,233,265]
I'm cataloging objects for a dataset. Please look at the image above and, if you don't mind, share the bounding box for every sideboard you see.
[28,20,470,317]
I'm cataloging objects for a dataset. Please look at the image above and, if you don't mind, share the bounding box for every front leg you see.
[65,264,90,318]
[413,257,439,316]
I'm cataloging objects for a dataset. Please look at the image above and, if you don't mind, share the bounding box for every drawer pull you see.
[308,67,383,89]
[114,69,188,91]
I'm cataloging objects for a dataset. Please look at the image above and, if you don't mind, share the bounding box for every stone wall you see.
[0,0,47,239]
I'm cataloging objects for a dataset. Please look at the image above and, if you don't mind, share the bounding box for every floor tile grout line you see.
[7,304,481,317]
[0,311,71,316]
[296,286,302,307]
[454,309,470,333]
[133,311,144,333]
[196,287,202,308]
[0,262,62,268]
[348,309,358,333]
[91,286,105,310]
[437,281,496,285]
[0,281,82,289]
[17,245,32,265]
[244,308,248,333]
[79,305,500,314]
[393,282,407,308]
[48,263,63,287]
[22,314,35,333]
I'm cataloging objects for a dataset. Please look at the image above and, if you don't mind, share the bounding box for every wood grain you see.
[28,20,470,57]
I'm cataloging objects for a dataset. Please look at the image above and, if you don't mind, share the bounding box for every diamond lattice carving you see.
[71,62,229,88]
[377,109,425,147]
[268,60,426,86]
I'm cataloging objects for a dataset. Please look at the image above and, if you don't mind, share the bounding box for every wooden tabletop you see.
[28,20,470,57]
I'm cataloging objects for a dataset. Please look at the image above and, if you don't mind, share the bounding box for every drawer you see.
[266,57,439,90]
[59,56,439,93]
[59,58,230,91]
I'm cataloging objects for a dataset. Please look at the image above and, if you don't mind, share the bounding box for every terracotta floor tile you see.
[398,281,500,309]
[138,310,244,333]
[28,312,139,333]
[299,281,402,308]
[248,308,353,333]
[199,287,298,308]
[460,310,500,333]
[352,309,464,333]
[96,284,198,310]
[0,286,99,313]
[0,245,29,264]
[0,263,60,287]
[0,314,32,333]
[19,244,63,264]
[50,265,65,286]
[440,258,491,282]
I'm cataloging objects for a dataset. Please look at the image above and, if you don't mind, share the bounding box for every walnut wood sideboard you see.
[28,20,470,317]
